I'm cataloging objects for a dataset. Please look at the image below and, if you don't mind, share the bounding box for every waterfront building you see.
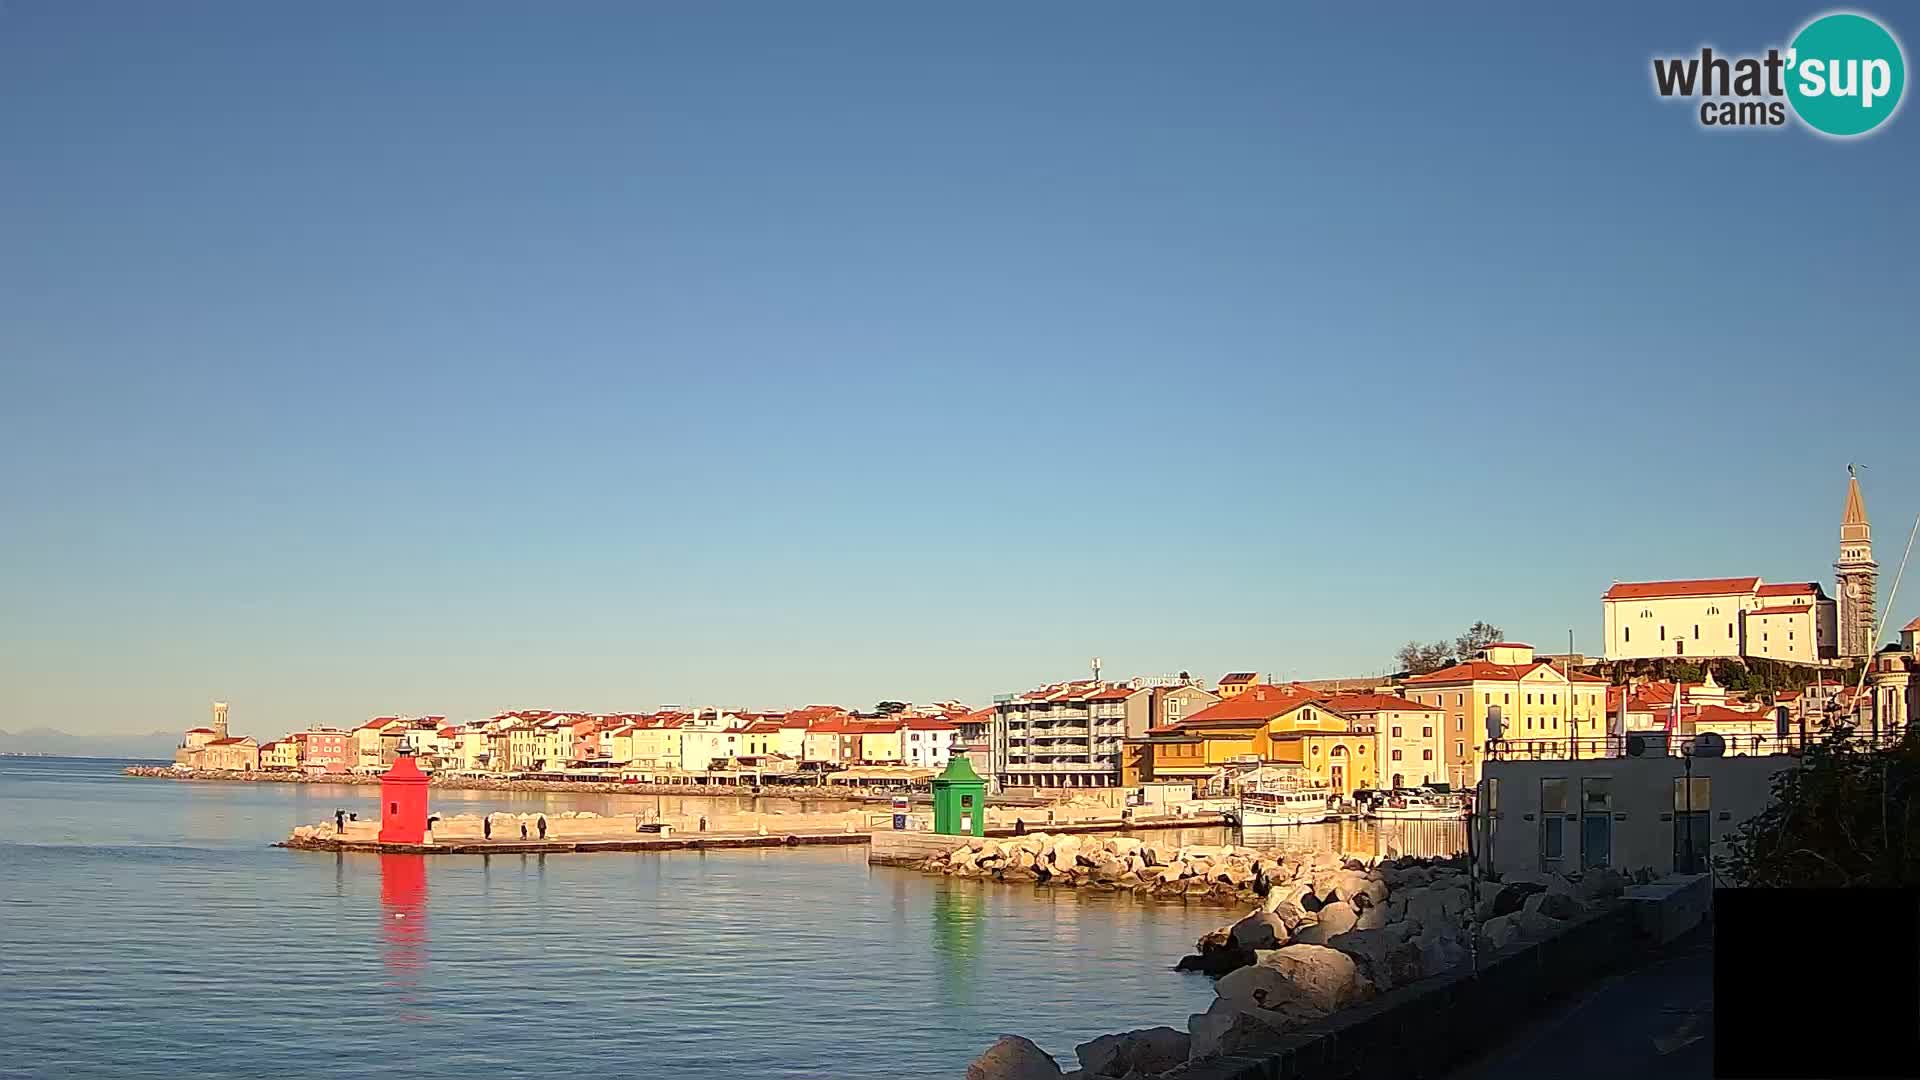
[1479,750,1764,877]
[1321,692,1443,789]
[292,729,352,774]
[629,715,688,771]
[778,706,849,760]
[1601,577,1836,663]
[991,678,1219,790]
[352,717,402,773]
[259,740,298,771]
[677,710,741,772]
[1124,683,1375,797]
[1402,642,1610,789]
[172,701,259,771]
[900,716,957,769]
[1837,467,1878,658]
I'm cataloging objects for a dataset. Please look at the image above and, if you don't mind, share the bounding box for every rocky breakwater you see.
[922,835,1277,903]
[963,856,1640,1080]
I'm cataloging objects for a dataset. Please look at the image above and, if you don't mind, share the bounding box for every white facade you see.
[1602,578,1835,663]
[901,723,955,768]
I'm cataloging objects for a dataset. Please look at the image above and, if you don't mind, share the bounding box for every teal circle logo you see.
[1786,12,1906,136]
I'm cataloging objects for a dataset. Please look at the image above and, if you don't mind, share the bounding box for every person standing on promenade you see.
[536,815,547,840]
[483,815,492,840]
[1014,817,1026,836]
[519,820,528,840]
[335,809,345,834]
[698,815,708,832]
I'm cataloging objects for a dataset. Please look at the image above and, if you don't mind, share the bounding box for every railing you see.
[1484,727,1910,761]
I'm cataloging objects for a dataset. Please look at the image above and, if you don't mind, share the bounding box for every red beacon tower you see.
[378,754,431,844]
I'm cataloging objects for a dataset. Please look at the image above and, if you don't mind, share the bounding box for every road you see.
[1442,923,1713,1080]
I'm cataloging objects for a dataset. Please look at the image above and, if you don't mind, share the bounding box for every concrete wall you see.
[1480,753,1787,879]
[1161,905,1643,1080]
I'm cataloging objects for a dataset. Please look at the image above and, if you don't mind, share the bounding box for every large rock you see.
[1265,881,1312,913]
[1229,910,1288,952]
[1326,924,1422,990]
[1186,997,1286,1060]
[1576,868,1629,901]
[1229,944,1372,1015]
[1414,925,1470,976]
[1403,885,1468,930]
[1524,891,1586,921]
[966,1035,1062,1080]
[1289,900,1356,945]
[1074,1026,1189,1077]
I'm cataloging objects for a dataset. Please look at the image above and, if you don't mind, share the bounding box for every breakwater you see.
[961,858,1656,1079]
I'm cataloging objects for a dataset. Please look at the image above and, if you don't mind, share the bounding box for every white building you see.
[899,717,956,769]
[1601,577,1835,663]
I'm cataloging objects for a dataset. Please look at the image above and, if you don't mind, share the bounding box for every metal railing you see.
[1484,727,1910,761]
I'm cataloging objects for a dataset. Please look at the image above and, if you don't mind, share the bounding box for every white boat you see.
[1235,784,1337,827]
[1367,791,1468,821]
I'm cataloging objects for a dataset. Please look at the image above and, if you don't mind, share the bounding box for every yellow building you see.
[260,740,299,771]
[1323,692,1445,789]
[1401,642,1611,789]
[627,720,686,771]
[1215,672,1265,700]
[1125,684,1377,796]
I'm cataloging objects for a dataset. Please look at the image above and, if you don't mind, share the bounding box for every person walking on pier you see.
[519,820,528,840]
[483,815,493,841]
[1013,817,1026,836]
[335,809,346,834]
[536,815,547,840]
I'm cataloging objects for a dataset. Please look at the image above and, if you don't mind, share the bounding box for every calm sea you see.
[0,758,1245,1079]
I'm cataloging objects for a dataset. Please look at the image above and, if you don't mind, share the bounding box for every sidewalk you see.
[1443,922,1713,1080]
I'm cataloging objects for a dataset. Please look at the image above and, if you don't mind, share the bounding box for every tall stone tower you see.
[212,701,230,741]
[1836,467,1878,658]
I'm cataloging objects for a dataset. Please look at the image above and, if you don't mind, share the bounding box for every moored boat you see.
[1234,783,1337,827]
[1366,790,1468,821]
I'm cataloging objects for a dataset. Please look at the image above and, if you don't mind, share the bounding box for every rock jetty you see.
[916,834,1287,904]
[962,855,1643,1079]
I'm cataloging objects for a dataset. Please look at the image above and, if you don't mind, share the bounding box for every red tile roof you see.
[184,727,213,734]
[1695,705,1771,724]
[1903,617,1920,633]
[1756,582,1818,597]
[1603,577,1759,601]
[901,717,957,731]
[1181,684,1324,725]
[1322,692,1437,714]
[207,737,253,746]
[1407,660,1608,685]
[1748,604,1812,615]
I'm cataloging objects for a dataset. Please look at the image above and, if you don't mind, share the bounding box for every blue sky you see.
[3,2,1916,736]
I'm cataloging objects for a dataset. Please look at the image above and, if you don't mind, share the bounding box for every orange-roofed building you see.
[1323,692,1443,790]
[1125,684,1377,797]
[1403,642,1611,787]
[1215,672,1264,699]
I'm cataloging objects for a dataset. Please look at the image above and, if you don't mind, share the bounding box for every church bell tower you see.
[1836,466,1878,658]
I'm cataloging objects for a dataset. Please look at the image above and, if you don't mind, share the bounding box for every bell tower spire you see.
[1836,465,1878,658]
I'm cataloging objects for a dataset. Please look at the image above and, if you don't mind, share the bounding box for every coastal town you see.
[159,472,1920,810]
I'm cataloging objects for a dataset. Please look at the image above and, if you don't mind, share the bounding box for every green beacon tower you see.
[931,756,987,837]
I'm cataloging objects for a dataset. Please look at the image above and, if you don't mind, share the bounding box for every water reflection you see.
[930,882,984,1004]
[378,854,429,1016]
[1239,819,1465,861]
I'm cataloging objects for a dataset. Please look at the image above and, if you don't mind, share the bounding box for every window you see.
[1455,693,1464,706]
[1541,778,1569,864]
[1707,606,1720,615]
[1526,693,1533,705]
[1659,626,1666,641]
[1456,716,1464,731]
[1422,749,1434,760]
[1392,749,1403,761]
[1625,627,1631,642]
[1391,726,1403,737]
[1422,726,1433,737]
[911,733,920,741]
[1525,717,1533,730]
[1693,625,1700,639]
[1455,740,1465,757]
[1504,694,1511,704]
[1551,694,1558,705]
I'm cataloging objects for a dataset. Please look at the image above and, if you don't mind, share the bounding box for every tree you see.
[875,700,909,715]
[1396,640,1455,675]
[1454,621,1505,660]
[1719,728,1920,887]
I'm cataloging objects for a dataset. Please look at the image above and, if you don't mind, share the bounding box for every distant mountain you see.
[0,727,180,761]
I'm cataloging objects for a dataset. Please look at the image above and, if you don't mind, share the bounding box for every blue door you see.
[1581,813,1611,870]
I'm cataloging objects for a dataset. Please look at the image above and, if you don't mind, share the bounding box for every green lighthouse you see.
[932,756,987,837]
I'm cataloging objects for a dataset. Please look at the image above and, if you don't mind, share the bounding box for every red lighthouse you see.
[378,754,431,845]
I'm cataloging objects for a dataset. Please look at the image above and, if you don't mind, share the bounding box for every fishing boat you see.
[1366,789,1468,821]
[1234,782,1337,827]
